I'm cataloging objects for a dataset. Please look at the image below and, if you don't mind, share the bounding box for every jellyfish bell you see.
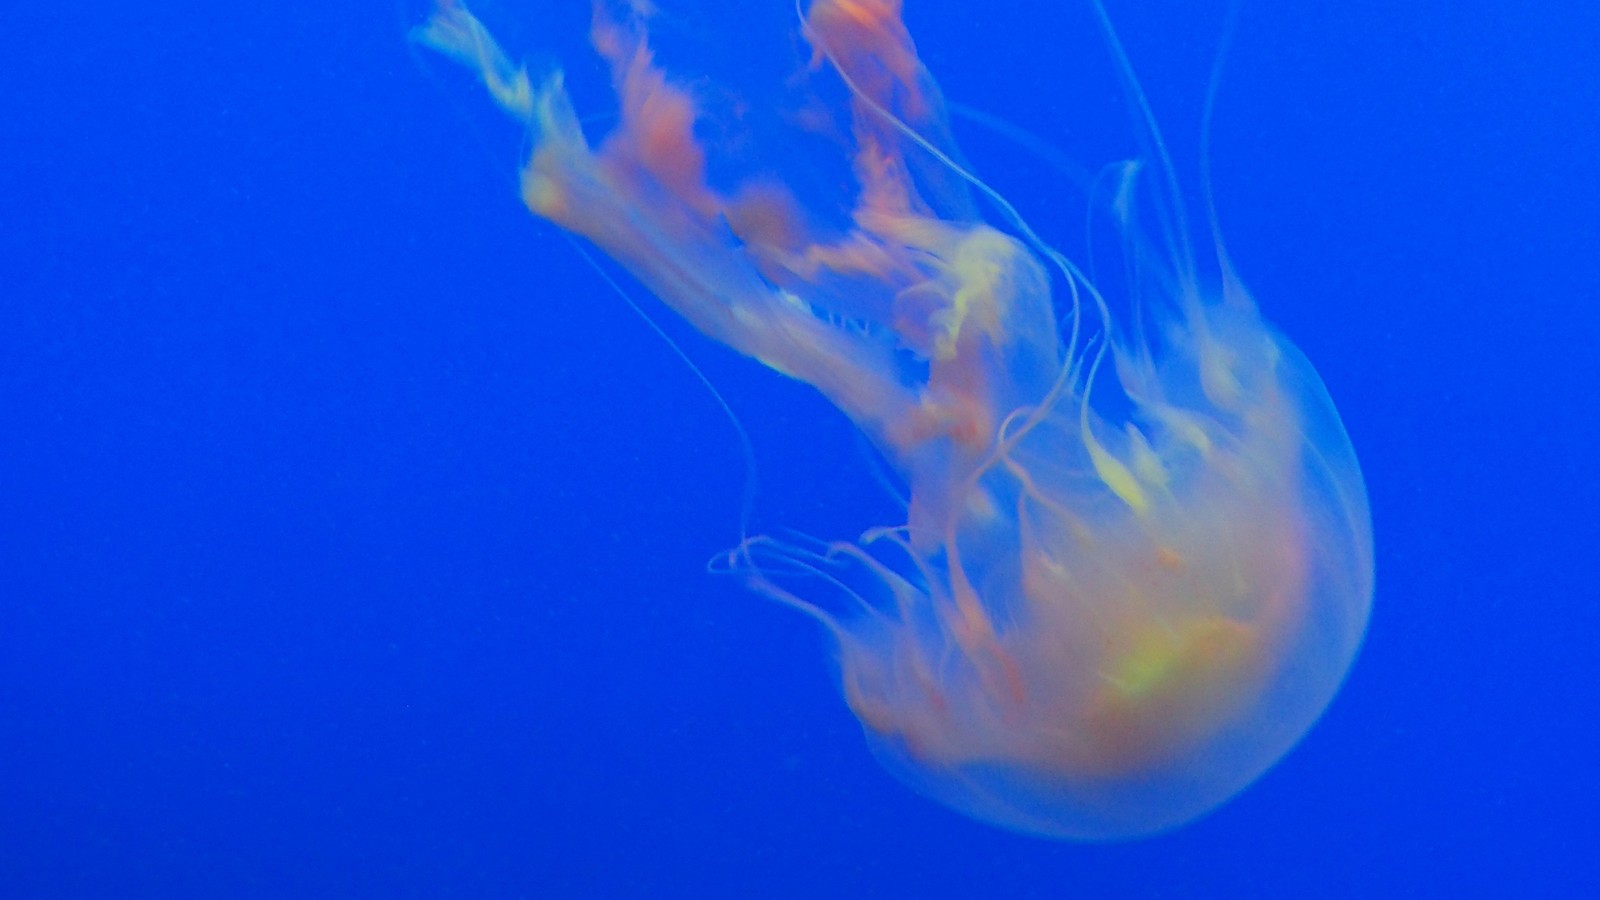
[417,0,1373,840]
[829,307,1370,839]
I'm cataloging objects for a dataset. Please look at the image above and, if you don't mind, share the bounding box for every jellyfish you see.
[417,0,1373,840]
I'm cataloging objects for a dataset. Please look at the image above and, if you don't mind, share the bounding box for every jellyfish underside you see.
[418,0,1373,840]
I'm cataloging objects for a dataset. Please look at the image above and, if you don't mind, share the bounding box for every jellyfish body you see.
[419,0,1373,839]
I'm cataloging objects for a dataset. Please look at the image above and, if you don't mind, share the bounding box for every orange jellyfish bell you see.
[417,0,1373,839]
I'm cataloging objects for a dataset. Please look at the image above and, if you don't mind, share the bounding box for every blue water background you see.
[2,1,1594,895]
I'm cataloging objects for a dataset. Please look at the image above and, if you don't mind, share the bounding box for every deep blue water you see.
[2,1,1595,896]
